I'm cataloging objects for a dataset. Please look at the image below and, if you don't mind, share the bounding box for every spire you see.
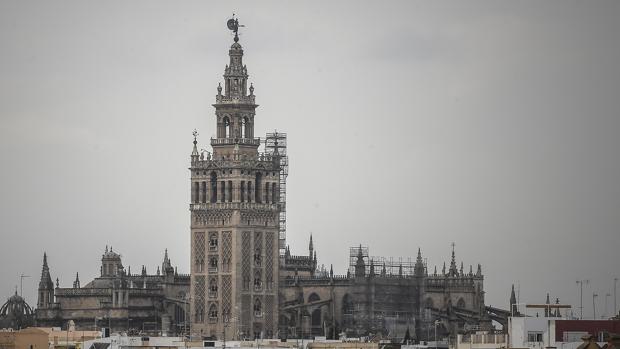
[369,259,375,277]
[448,243,458,276]
[545,293,550,317]
[354,245,366,278]
[442,262,446,275]
[330,264,333,278]
[73,273,80,288]
[39,252,53,290]
[476,263,482,276]
[510,284,518,315]
[309,234,314,257]
[414,248,425,276]
[191,129,199,158]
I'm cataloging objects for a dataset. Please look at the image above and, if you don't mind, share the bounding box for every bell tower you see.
[190,17,280,340]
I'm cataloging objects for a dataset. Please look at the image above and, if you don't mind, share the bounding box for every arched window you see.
[457,298,466,309]
[254,246,262,266]
[201,181,207,203]
[241,117,247,138]
[240,181,246,202]
[254,298,262,317]
[254,269,262,290]
[227,180,233,202]
[265,182,270,203]
[208,303,218,320]
[209,278,218,298]
[308,293,320,303]
[272,183,277,203]
[342,294,353,315]
[220,181,226,203]
[247,181,253,202]
[210,172,218,203]
[255,173,262,203]
[209,256,218,272]
[426,297,434,309]
[223,116,231,138]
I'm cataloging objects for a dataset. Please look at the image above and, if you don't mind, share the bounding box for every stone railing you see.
[210,137,261,147]
[55,288,111,296]
[215,94,256,105]
[190,202,279,211]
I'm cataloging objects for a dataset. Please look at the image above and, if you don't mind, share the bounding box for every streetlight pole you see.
[593,293,598,320]
[576,280,589,319]
[614,278,618,317]
[605,294,611,319]
[434,319,439,349]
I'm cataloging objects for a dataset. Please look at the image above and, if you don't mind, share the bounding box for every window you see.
[209,256,218,272]
[223,116,231,138]
[240,181,245,202]
[255,173,262,203]
[208,304,218,321]
[254,247,261,266]
[528,332,543,342]
[209,233,218,251]
[210,172,218,203]
[254,299,262,317]
[209,279,218,298]
[254,270,262,290]
[220,181,226,203]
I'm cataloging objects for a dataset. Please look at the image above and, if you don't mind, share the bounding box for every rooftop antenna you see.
[20,273,30,297]
[227,14,245,43]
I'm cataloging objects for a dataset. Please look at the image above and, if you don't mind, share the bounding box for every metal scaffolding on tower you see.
[265,131,288,256]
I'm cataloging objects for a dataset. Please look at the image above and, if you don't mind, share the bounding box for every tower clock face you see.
[227,19,236,31]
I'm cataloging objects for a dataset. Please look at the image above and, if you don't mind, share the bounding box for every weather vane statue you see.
[227,14,244,43]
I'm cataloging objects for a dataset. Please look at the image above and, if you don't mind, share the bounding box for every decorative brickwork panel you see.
[194,232,205,273]
[222,275,232,322]
[241,294,251,334]
[242,232,251,291]
[194,275,206,323]
[265,232,274,290]
[265,295,274,336]
[221,231,232,273]
[253,232,263,291]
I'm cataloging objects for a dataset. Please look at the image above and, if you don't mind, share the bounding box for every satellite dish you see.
[227,19,237,31]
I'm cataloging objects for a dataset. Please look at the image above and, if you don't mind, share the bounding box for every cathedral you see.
[31,18,500,342]
[35,249,189,335]
[187,18,495,341]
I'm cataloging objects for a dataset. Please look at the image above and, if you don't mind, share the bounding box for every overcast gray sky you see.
[1,1,619,319]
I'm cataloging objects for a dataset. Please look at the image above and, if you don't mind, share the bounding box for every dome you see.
[0,291,34,329]
[0,291,33,317]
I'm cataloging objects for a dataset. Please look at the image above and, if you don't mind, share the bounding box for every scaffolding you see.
[348,245,369,275]
[265,131,288,256]
[369,256,415,276]
[348,246,416,276]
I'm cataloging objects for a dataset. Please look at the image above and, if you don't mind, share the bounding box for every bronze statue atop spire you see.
[227,15,244,42]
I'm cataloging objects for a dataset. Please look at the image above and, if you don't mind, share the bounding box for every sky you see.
[1,1,619,320]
